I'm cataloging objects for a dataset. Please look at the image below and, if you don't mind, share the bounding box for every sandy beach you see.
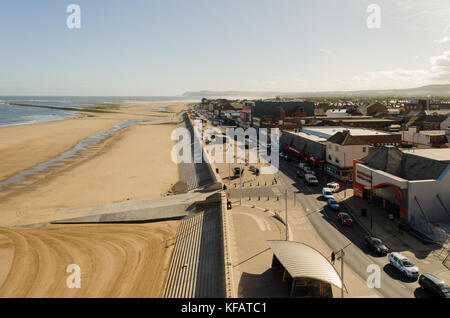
[0,102,187,297]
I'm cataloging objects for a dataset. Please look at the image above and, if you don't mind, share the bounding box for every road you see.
[231,159,422,298]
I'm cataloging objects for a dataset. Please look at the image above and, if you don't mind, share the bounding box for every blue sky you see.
[0,0,449,95]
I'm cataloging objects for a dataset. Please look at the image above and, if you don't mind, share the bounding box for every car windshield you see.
[439,284,450,293]
[402,260,414,267]
[342,214,350,219]
[329,199,337,204]
[372,238,382,245]
[324,191,332,195]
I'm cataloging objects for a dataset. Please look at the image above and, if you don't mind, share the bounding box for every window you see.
[328,155,332,160]
[335,145,339,151]
[335,158,339,163]
[362,147,366,152]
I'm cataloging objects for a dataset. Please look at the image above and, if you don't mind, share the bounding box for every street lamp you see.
[337,249,346,298]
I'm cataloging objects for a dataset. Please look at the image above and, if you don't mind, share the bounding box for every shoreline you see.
[0,102,187,226]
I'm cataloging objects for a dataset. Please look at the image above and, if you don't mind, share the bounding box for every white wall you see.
[326,142,368,168]
[408,166,450,224]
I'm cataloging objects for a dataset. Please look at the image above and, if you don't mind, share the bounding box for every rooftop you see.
[400,148,450,162]
[286,131,327,143]
[301,126,392,139]
[361,146,450,180]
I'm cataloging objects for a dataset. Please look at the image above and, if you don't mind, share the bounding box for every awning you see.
[267,240,343,289]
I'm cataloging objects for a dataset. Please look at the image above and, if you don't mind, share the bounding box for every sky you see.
[0,0,450,96]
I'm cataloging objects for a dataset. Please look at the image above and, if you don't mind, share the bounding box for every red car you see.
[338,212,353,226]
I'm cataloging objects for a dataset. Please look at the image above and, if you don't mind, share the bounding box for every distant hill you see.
[182,84,450,99]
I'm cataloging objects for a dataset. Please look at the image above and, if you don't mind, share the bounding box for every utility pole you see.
[228,162,231,189]
[336,249,346,298]
[285,189,288,241]
[239,163,242,205]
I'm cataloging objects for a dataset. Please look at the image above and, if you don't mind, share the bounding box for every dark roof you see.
[327,131,367,146]
[360,147,449,181]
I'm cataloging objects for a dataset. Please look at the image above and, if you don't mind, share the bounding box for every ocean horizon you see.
[0,96,195,127]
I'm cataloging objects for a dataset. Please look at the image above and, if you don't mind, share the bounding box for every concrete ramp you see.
[50,191,219,225]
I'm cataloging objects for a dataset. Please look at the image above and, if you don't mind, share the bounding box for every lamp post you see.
[285,189,288,241]
[239,163,242,205]
[337,249,345,298]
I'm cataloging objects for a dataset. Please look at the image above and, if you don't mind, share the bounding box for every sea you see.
[0,96,194,127]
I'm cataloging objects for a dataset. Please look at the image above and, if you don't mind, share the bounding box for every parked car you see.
[337,212,353,226]
[298,162,305,170]
[327,182,340,193]
[233,167,243,176]
[388,252,419,279]
[296,169,304,178]
[305,174,319,186]
[419,273,450,298]
[303,166,312,174]
[364,236,389,255]
[280,152,287,160]
[327,198,340,211]
[322,188,335,200]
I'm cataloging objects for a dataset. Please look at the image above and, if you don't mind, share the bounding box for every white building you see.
[401,127,448,148]
[326,130,369,181]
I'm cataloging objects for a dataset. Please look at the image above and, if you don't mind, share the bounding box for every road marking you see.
[233,212,267,231]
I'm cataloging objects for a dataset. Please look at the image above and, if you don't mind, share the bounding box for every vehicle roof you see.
[323,188,333,191]
[421,273,446,285]
[390,252,409,260]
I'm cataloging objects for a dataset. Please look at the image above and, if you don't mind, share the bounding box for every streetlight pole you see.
[239,163,242,205]
[339,249,345,298]
[285,189,288,241]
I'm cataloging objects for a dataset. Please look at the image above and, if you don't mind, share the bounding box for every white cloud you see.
[336,51,450,90]
[434,36,450,44]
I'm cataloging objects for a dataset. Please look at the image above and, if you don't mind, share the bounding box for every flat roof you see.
[301,126,392,139]
[284,131,327,143]
[267,240,343,289]
[401,148,450,162]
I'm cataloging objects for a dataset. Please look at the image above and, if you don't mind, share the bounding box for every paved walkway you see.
[227,200,382,298]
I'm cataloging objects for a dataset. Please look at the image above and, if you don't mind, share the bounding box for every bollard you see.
[267,195,270,201]
[258,196,260,201]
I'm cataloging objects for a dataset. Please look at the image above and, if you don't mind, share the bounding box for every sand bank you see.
[0,222,178,297]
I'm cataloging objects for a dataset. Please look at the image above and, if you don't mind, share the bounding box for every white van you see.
[305,174,319,186]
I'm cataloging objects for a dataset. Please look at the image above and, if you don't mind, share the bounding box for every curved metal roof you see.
[267,240,343,289]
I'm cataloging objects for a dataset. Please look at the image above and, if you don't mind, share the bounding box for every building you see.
[239,100,315,128]
[325,109,350,117]
[407,113,450,131]
[353,147,450,242]
[358,102,388,116]
[280,131,327,170]
[301,126,402,147]
[326,130,369,181]
[401,127,449,148]
[404,99,440,112]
